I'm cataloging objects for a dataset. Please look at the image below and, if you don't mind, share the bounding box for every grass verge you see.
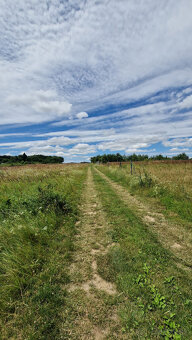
[0,164,87,339]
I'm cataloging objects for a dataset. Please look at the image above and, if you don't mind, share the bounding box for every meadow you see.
[0,161,191,339]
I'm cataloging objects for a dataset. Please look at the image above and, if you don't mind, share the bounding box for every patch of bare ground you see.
[61,168,128,339]
[94,168,192,271]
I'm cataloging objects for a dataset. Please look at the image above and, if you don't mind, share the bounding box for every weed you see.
[136,264,181,338]
[138,170,153,188]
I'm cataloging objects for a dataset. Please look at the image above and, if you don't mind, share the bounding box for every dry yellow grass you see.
[103,161,192,198]
[134,161,192,197]
[0,163,87,182]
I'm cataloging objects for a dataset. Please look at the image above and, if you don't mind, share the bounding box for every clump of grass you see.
[129,169,153,189]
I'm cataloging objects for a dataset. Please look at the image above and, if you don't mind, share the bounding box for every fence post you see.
[131,161,133,175]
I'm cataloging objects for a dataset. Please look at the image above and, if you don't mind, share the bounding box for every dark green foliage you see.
[138,170,153,187]
[35,185,71,214]
[90,153,191,163]
[90,153,149,163]
[172,153,189,160]
[0,153,64,165]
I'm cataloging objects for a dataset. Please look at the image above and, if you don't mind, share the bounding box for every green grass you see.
[0,165,87,339]
[1,164,191,338]
[92,168,192,339]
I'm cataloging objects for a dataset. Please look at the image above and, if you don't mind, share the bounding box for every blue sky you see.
[0,0,192,162]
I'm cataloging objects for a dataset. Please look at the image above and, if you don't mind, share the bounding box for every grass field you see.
[0,162,191,339]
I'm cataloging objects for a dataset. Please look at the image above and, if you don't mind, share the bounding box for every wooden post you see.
[131,161,133,175]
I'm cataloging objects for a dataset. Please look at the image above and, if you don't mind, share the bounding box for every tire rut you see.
[94,167,192,271]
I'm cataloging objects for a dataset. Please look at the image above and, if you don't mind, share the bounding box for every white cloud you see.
[0,133,28,138]
[178,95,192,109]
[26,144,64,155]
[4,90,72,124]
[170,147,189,152]
[48,136,72,145]
[70,143,96,155]
[22,142,95,162]
[76,111,88,119]
[163,138,192,148]
[0,0,192,159]
[33,101,71,116]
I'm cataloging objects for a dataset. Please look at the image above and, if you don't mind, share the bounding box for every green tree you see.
[172,153,189,160]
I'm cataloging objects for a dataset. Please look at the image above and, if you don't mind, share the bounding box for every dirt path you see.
[61,168,126,339]
[94,167,192,270]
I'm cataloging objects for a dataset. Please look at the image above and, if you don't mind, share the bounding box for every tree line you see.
[0,153,64,165]
[90,152,190,163]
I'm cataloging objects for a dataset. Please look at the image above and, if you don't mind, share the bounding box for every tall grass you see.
[0,164,87,339]
[96,162,192,223]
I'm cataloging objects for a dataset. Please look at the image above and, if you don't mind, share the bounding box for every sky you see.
[0,0,192,162]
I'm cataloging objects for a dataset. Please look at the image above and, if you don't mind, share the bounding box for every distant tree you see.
[90,153,171,163]
[116,153,123,162]
[22,153,28,162]
[102,154,108,163]
[0,154,64,165]
[90,152,191,163]
[153,154,164,160]
[172,153,189,160]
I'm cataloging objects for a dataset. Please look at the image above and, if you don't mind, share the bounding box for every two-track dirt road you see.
[61,166,191,339]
